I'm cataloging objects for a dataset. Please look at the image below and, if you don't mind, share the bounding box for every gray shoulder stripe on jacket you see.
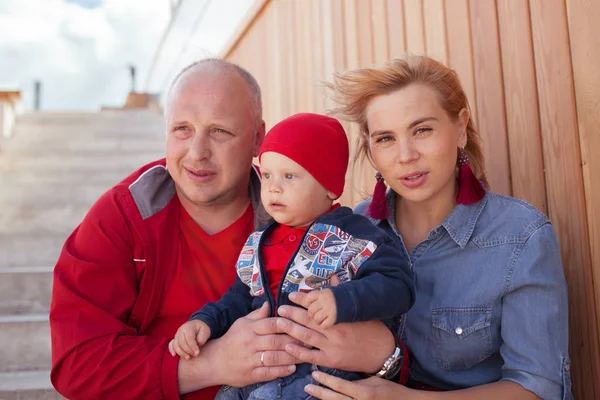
[129,165,176,220]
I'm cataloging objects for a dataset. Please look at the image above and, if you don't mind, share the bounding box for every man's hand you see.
[169,320,211,360]
[177,302,303,394]
[305,289,337,328]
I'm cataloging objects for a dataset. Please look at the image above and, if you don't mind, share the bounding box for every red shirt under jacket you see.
[261,224,308,302]
[147,202,254,399]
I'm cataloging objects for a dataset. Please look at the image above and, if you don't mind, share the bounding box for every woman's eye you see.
[285,173,294,179]
[375,135,393,143]
[415,127,432,136]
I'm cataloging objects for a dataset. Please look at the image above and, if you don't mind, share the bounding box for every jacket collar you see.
[129,159,270,229]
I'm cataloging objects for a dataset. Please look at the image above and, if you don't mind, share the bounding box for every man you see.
[50,59,402,400]
[50,59,300,400]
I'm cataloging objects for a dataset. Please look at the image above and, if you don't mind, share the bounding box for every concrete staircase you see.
[0,110,165,399]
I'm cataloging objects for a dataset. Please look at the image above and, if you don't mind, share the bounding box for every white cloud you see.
[144,0,254,95]
[0,0,171,110]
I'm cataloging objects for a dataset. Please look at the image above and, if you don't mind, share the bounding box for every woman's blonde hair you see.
[329,55,487,186]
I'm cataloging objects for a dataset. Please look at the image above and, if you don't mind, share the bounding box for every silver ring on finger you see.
[260,351,265,366]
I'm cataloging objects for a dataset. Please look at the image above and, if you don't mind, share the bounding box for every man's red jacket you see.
[50,159,267,399]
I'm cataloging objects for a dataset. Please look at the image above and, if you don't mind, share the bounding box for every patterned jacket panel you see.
[236,223,378,297]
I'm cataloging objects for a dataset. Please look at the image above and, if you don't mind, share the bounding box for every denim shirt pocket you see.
[431,307,493,370]
[561,357,574,400]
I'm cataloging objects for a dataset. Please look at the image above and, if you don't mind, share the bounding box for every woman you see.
[291,56,572,399]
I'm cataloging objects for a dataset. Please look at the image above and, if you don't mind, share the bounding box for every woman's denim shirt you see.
[355,191,573,400]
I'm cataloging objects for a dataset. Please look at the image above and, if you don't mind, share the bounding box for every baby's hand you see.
[168,320,211,359]
[305,288,337,328]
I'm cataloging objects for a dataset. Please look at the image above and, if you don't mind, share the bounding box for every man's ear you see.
[253,120,266,157]
[327,191,338,200]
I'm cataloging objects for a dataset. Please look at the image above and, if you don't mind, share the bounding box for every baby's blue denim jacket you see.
[356,191,573,400]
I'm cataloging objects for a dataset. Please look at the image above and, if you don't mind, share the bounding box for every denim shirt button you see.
[455,327,463,335]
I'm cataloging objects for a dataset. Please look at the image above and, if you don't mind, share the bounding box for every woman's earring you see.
[368,171,390,219]
[456,147,485,205]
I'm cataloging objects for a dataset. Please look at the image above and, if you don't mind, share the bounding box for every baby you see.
[170,113,415,399]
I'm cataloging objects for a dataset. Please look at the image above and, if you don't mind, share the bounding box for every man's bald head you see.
[166,59,262,129]
[164,58,266,214]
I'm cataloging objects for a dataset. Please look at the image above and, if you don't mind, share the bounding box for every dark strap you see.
[407,380,444,391]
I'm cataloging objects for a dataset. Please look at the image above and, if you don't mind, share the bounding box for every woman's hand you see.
[276,291,395,373]
[305,371,410,400]
[306,372,543,400]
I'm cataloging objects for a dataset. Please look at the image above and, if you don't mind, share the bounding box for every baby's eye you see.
[285,173,294,179]
[262,172,271,179]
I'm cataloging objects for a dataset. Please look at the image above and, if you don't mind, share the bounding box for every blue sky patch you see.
[65,0,102,9]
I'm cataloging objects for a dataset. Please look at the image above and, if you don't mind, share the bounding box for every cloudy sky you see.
[0,0,172,110]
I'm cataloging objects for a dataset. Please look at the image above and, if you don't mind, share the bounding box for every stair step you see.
[7,118,163,141]
[3,139,165,154]
[0,267,53,315]
[0,205,91,236]
[0,371,64,399]
[0,152,162,173]
[9,128,164,142]
[0,171,127,186]
[0,314,51,373]
[16,109,161,121]
[0,234,66,268]
[0,181,116,208]
[14,110,161,125]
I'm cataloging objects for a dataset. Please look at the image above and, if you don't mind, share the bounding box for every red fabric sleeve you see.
[49,190,180,400]
[397,335,410,385]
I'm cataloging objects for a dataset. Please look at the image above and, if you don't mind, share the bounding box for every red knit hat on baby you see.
[258,113,349,198]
